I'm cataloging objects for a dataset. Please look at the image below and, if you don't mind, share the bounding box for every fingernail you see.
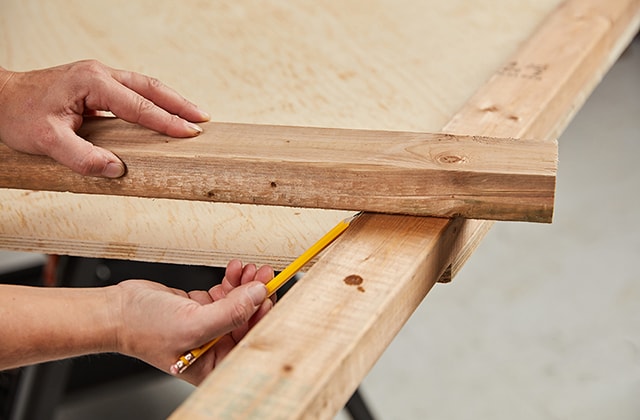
[103,161,125,178]
[247,283,267,306]
[197,109,211,121]
[186,122,203,135]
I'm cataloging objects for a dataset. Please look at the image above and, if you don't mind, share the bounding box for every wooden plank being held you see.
[171,0,640,418]
[0,122,557,223]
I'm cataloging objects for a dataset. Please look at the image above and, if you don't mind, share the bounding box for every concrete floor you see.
[1,36,638,420]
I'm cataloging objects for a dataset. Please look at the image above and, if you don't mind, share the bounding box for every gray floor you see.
[1,37,638,420]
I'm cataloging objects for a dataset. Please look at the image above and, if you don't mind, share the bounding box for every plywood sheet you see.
[0,0,562,264]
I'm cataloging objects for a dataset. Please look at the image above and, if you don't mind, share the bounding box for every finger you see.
[255,265,275,285]
[208,335,237,373]
[252,299,274,325]
[195,281,266,340]
[231,298,273,344]
[208,284,226,301]
[187,290,214,305]
[47,125,125,178]
[240,264,257,285]
[87,76,203,138]
[219,259,243,293]
[83,110,115,118]
[111,69,210,123]
[255,265,276,303]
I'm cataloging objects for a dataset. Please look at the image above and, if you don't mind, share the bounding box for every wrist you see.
[101,284,123,354]
[0,284,124,369]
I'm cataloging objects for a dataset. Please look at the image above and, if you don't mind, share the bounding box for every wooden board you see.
[0,0,562,265]
[0,120,557,222]
[169,0,640,418]
[2,1,637,417]
[0,190,349,270]
[442,0,640,280]
[172,213,463,419]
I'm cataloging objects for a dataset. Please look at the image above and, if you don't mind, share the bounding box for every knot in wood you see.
[343,274,363,286]
[436,154,468,165]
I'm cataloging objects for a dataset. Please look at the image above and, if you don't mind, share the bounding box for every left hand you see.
[114,260,275,385]
[0,60,210,178]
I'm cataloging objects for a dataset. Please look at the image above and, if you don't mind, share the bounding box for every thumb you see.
[48,126,126,178]
[198,281,267,339]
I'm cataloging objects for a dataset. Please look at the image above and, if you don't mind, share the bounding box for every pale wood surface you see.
[169,0,640,418]
[0,190,349,269]
[2,1,637,418]
[0,120,557,222]
[0,0,560,264]
[442,0,640,280]
[172,213,463,419]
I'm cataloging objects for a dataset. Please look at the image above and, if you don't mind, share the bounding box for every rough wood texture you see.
[441,0,640,281]
[1,1,637,417]
[171,214,464,419]
[0,121,557,222]
[170,0,640,418]
[0,0,562,265]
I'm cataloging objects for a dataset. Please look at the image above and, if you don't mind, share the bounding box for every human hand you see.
[113,260,275,385]
[0,60,209,178]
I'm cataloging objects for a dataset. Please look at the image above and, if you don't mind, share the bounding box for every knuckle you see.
[137,97,155,113]
[148,76,163,89]
[67,60,111,94]
[73,59,107,77]
[134,97,156,121]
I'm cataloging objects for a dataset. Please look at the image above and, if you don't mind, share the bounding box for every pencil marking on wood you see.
[497,61,549,80]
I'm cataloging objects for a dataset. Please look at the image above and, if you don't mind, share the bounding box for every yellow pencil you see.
[170,211,361,375]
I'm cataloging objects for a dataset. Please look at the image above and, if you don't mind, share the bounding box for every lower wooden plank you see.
[170,213,463,419]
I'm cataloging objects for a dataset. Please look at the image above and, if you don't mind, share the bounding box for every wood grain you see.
[170,0,640,418]
[0,121,557,222]
[2,1,636,417]
[441,0,640,280]
[0,0,561,264]
[0,189,351,270]
[170,213,464,419]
